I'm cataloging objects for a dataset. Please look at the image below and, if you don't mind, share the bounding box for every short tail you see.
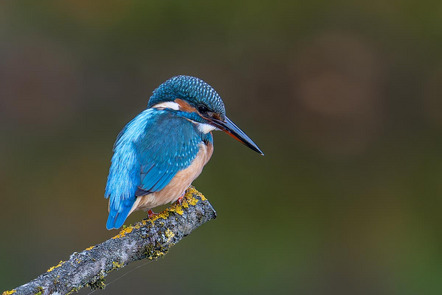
[106,204,132,230]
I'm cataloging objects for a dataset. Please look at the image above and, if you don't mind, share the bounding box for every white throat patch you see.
[197,123,217,134]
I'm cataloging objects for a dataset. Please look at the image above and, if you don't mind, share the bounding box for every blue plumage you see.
[136,111,204,193]
[105,109,208,229]
[148,76,226,118]
[105,75,262,230]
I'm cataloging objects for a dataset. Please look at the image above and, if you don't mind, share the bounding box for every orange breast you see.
[130,141,213,213]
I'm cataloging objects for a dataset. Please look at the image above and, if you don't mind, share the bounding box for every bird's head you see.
[147,75,263,155]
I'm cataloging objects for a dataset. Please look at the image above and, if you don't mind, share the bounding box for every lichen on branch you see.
[3,187,216,295]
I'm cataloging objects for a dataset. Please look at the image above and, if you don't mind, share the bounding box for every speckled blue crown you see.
[148,75,226,117]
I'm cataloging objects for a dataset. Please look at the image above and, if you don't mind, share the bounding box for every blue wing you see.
[105,109,202,229]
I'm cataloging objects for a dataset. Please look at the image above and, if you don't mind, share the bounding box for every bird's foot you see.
[147,209,158,219]
[176,196,184,205]
[176,190,187,205]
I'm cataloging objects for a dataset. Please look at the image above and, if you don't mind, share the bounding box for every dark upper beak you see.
[208,116,264,155]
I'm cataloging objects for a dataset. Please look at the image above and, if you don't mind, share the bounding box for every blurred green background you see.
[1,1,442,294]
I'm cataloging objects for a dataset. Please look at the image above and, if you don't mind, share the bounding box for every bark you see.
[3,187,216,295]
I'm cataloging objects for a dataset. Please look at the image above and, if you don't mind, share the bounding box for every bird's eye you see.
[197,105,209,114]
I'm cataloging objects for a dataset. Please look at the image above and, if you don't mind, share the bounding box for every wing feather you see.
[105,109,201,229]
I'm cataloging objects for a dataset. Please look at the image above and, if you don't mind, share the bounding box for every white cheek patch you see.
[152,101,180,111]
[197,123,217,134]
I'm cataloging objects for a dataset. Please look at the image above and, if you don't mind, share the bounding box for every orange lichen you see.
[150,210,170,221]
[85,246,95,251]
[187,187,206,201]
[168,203,184,215]
[112,261,123,269]
[46,260,64,273]
[2,290,16,295]
[112,226,134,239]
[164,228,175,243]
[110,187,206,239]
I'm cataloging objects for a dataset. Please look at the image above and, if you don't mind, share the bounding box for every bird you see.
[105,75,263,230]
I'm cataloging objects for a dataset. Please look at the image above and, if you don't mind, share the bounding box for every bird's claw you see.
[147,209,158,219]
[176,196,184,205]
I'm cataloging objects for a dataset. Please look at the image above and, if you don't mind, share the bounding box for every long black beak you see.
[208,116,264,155]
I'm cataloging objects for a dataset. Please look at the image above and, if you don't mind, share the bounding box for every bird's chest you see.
[133,141,213,211]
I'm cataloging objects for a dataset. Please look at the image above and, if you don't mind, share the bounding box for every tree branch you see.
[3,187,216,295]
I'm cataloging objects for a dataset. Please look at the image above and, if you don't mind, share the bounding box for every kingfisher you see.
[105,75,263,230]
